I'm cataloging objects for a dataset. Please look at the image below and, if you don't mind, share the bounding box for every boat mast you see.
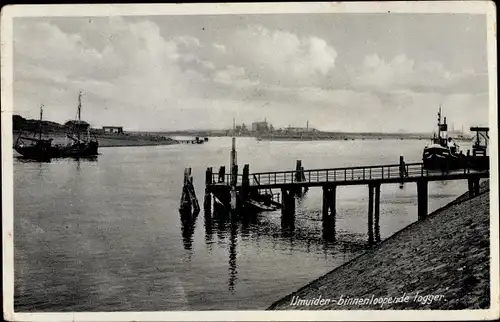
[437,105,441,141]
[39,104,44,141]
[77,91,82,141]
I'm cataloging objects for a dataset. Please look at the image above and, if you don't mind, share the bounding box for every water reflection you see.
[228,219,238,293]
[179,208,199,253]
[15,156,52,163]
[195,195,366,293]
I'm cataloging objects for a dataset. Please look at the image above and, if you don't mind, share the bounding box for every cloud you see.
[13,17,210,127]
[351,53,487,94]
[213,65,259,87]
[226,25,337,86]
[12,17,488,132]
[212,43,226,54]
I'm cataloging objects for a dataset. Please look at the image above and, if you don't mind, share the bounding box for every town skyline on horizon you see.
[13,13,490,133]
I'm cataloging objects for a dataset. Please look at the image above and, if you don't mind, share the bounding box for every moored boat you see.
[60,92,99,158]
[13,104,61,160]
[422,107,465,170]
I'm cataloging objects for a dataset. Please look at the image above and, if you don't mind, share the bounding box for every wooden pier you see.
[204,157,489,246]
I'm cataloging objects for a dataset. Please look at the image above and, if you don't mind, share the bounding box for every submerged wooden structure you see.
[180,167,200,215]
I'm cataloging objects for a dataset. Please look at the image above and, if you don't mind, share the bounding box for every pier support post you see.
[281,189,295,217]
[468,177,481,197]
[374,183,381,243]
[417,180,428,220]
[322,185,337,241]
[242,164,249,197]
[218,166,226,183]
[368,184,374,246]
[468,178,475,198]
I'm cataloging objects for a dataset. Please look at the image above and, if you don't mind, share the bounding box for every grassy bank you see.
[95,136,178,148]
[14,131,180,148]
[269,180,490,310]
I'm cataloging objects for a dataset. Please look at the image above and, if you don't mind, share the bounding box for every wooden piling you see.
[474,178,480,196]
[281,188,295,217]
[374,183,381,243]
[368,184,374,246]
[180,167,200,215]
[218,166,226,183]
[204,167,213,214]
[231,164,238,188]
[295,160,308,196]
[242,164,250,198]
[417,180,428,220]
[322,185,337,240]
[399,156,407,187]
[468,178,474,197]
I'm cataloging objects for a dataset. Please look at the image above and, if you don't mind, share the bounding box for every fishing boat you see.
[60,92,99,158]
[13,104,61,160]
[422,107,465,170]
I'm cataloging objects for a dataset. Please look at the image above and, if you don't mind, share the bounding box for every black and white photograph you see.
[2,2,498,321]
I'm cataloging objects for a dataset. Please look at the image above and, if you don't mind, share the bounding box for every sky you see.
[13,13,490,132]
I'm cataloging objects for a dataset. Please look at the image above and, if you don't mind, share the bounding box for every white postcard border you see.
[2,2,498,321]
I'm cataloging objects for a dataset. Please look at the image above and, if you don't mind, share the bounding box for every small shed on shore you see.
[103,126,124,134]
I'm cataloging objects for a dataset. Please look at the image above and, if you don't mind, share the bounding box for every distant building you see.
[252,121,269,133]
[103,126,124,134]
[285,126,318,133]
[65,120,90,131]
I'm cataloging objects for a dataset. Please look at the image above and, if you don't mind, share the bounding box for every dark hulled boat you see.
[422,108,465,170]
[60,92,99,158]
[13,92,99,160]
[13,104,60,160]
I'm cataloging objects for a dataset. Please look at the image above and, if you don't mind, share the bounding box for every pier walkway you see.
[210,162,488,189]
[202,159,489,246]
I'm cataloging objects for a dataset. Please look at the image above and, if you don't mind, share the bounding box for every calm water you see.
[14,138,471,311]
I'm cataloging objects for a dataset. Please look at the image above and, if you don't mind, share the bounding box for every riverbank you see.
[95,136,178,147]
[269,180,490,310]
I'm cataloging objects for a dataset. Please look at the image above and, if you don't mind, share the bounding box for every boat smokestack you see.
[230,117,238,211]
[230,117,237,172]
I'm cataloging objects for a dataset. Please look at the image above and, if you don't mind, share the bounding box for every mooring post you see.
[180,168,192,213]
[204,167,213,214]
[230,164,238,211]
[417,180,428,220]
[218,166,226,183]
[368,184,374,246]
[399,155,407,187]
[180,167,200,215]
[295,160,306,197]
[242,164,250,198]
[374,183,381,243]
[231,164,239,188]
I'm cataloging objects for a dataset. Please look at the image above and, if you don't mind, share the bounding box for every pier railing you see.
[209,162,487,188]
[249,162,480,186]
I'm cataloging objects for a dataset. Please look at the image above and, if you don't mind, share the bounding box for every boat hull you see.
[422,146,464,170]
[14,140,61,160]
[60,141,99,158]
